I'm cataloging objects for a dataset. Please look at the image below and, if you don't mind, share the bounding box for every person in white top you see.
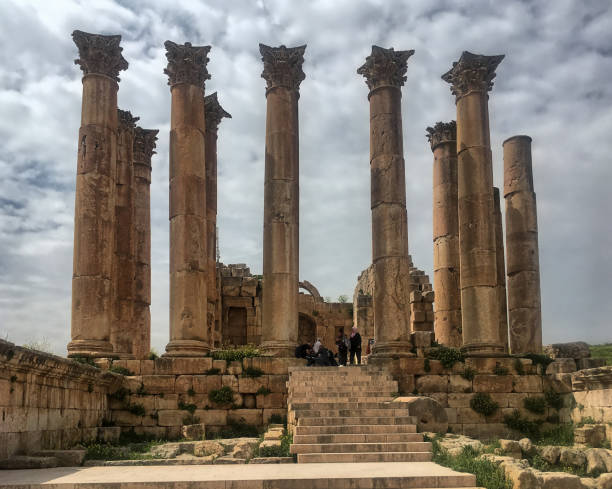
[313,338,322,354]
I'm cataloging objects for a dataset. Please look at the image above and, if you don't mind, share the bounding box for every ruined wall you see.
[0,340,120,459]
[570,367,612,441]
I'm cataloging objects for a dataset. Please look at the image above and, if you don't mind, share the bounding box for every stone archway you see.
[298,313,317,345]
[299,280,323,302]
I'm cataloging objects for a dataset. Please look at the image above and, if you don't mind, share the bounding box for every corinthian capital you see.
[118,109,139,131]
[259,44,306,91]
[204,92,232,132]
[442,51,504,100]
[357,45,414,91]
[133,128,159,163]
[426,121,456,151]
[164,41,211,89]
[72,30,128,82]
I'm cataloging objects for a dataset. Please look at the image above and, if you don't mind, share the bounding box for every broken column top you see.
[357,45,414,91]
[426,121,457,151]
[72,30,128,82]
[117,109,139,130]
[259,43,306,91]
[133,127,159,164]
[164,41,211,88]
[204,92,232,132]
[441,51,505,100]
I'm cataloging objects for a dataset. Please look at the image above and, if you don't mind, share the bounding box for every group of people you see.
[295,326,363,367]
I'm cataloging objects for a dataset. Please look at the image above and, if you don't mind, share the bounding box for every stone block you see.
[512,375,542,393]
[416,375,449,393]
[97,427,120,443]
[228,409,262,426]
[196,409,227,426]
[112,410,143,427]
[267,375,288,393]
[175,375,193,393]
[141,375,175,394]
[227,361,243,375]
[222,375,238,391]
[157,410,183,426]
[546,358,577,374]
[239,376,269,394]
[540,472,583,489]
[155,394,179,410]
[182,423,205,441]
[411,331,433,348]
[449,375,472,393]
[212,360,227,373]
[474,375,513,393]
[140,360,155,375]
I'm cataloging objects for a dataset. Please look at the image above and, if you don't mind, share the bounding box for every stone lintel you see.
[204,92,232,132]
[164,41,211,88]
[441,51,504,100]
[357,45,414,91]
[259,43,306,92]
[133,127,159,164]
[426,121,457,151]
[72,30,128,82]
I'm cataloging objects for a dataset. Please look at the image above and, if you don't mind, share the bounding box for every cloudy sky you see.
[1,0,611,355]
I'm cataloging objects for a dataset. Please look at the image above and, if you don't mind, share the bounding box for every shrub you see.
[256,386,271,396]
[109,365,134,376]
[242,367,264,378]
[215,421,259,438]
[210,345,261,362]
[72,356,99,368]
[576,416,597,427]
[470,393,499,417]
[427,346,465,369]
[544,389,564,410]
[187,388,196,397]
[205,367,221,375]
[182,414,200,425]
[136,382,147,396]
[493,364,509,376]
[503,409,540,439]
[524,353,554,374]
[258,431,292,458]
[514,358,525,375]
[109,387,129,401]
[147,349,159,360]
[539,423,574,446]
[209,386,234,405]
[126,403,146,416]
[178,401,197,414]
[461,367,476,381]
[523,396,547,415]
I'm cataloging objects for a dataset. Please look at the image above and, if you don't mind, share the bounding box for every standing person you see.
[336,331,348,366]
[349,326,362,365]
[313,338,322,354]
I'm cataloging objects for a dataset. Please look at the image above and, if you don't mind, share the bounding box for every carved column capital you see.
[133,128,159,164]
[204,92,232,132]
[259,44,306,91]
[118,109,139,131]
[357,45,414,91]
[72,30,128,82]
[442,51,504,100]
[426,121,457,151]
[164,41,211,89]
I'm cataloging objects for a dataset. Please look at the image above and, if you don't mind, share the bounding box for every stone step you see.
[293,407,410,418]
[289,387,397,395]
[297,451,434,463]
[293,432,424,444]
[298,415,417,426]
[294,424,418,435]
[291,441,432,454]
[289,373,394,380]
[289,395,394,403]
[0,456,59,469]
[289,380,397,387]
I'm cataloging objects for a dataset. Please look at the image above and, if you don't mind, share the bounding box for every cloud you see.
[1,0,611,354]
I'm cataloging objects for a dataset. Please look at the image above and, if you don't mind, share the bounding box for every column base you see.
[67,339,114,358]
[260,340,296,358]
[369,340,415,359]
[163,339,210,357]
[461,342,506,357]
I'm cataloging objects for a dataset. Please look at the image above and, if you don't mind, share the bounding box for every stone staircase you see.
[288,366,433,464]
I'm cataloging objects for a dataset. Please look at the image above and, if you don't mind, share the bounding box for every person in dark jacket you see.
[349,326,362,365]
[336,331,348,366]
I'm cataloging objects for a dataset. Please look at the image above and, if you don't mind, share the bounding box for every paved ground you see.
[0,462,477,488]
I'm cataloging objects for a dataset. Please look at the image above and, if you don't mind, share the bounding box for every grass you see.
[212,421,260,439]
[85,440,166,461]
[429,437,511,489]
[257,431,293,458]
[209,345,261,362]
[589,343,612,365]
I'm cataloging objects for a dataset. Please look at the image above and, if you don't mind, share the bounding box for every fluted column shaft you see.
[358,46,414,357]
[132,127,157,359]
[164,41,211,356]
[260,44,305,356]
[68,31,127,357]
[442,51,505,356]
[111,110,138,358]
[428,122,462,347]
[503,135,542,353]
[493,187,509,351]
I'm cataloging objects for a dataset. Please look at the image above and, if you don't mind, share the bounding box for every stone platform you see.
[0,463,481,488]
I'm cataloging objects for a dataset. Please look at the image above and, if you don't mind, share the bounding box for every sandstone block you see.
[474,375,513,393]
[513,375,542,393]
[157,410,183,427]
[540,472,583,489]
[544,342,591,359]
[194,440,224,457]
[182,423,205,441]
[499,439,521,458]
[239,376,269,394]
[228,409,262,426]
[449,375,472,393]
[546,358,577,374]
[559,448,587,468]
[196,409,227,426]
[97,426,120,443]
[175,375,193,393]
[416,375,449,393]
[155,394,179,410]
[141,375,175,394]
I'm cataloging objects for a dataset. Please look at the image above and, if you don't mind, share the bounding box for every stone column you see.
[358,45,414,357]
[111,109,139,358]
[68,31,128,357]
[204,93,231,350]
[442,51,505,356]
[427,121,462,348]
[132,127,158,359]
[493,187,509,352]
[260,44,306,356]
[503,135,542,353]
[164,41,211,357]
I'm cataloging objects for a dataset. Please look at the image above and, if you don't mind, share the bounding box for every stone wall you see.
[0,339,121,459]
[107,356,305,438]
[570,366,612,441]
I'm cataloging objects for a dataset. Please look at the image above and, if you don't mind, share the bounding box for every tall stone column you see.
[493,187,509,351]
[260,44,306,356]
[442,51,505,356]
[68,31,128,357]
[204,93,231,349]
[164,41,211,357]
[358,46,414,357]
[132,127,158,359]
[111,109,139,358]
[503,135,542,353]
[427,121,462,348]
